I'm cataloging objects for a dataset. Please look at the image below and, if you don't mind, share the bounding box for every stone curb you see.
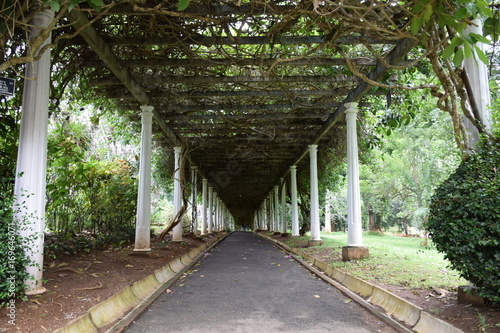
[260,234,464,333]
[54,234,227,333]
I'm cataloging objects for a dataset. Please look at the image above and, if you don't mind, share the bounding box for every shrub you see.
[0,198,32,306]
[426,138,500,303]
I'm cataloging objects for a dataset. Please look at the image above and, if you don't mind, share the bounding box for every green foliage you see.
[411,0,494,63]
[426,138,500,303]
[46,119,138,237]
[178,0,190,11]
[0,187,32,306]
[359,83,460,232]
[44,225,136,258]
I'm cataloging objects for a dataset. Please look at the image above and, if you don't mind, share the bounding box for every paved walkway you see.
[125,231,398,333]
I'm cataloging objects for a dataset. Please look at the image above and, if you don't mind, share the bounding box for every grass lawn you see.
[281,231,468,291]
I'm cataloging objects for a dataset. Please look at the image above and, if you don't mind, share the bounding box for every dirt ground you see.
[268,233,500,333]
[0,233,211,333]
[1,232,499,333]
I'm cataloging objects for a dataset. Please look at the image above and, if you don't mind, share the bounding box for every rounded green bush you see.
[426,138,500,303]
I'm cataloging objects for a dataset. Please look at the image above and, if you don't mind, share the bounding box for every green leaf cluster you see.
[0,185,32,306]
[411,0,494,65]
[45,120,138,237]
[426,138,500,303]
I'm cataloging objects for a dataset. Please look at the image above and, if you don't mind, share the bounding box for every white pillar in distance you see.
[191,166,198,233]
[290,166,299,236]
[324,194,332,233]
[274,186,280,232]
[208,186,214,234]
[308,145,322,244]
[201,178,208,235]
[172,146,183,241]
[280,178,287,234]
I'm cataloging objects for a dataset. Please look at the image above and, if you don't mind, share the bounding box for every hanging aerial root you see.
[158,142,190,240]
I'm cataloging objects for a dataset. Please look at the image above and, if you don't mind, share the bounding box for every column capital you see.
[191,165,197,170]
[345,102,359,119]
[202,178,208,184]
[345,102,358,111]
[140,105,154,115]
[290,165,297,171]
[308,144,318,152]
[174,146,182,154]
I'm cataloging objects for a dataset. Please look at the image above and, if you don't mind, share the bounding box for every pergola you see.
[9,0,491,294]
[62,1,417,221]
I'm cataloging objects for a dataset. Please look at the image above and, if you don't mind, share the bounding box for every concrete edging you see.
[54,234,227,333]
[260,233,464,333]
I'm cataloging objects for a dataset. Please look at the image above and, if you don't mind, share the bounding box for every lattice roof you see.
[58,0,419,226]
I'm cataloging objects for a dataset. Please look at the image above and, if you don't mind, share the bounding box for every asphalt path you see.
[125,231,398,333]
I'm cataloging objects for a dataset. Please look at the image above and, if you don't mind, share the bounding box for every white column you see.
[191,166,198,233]
[221,203,225,231]
[260,203,265,230]
[274,186,280,232]
[208,187,213,234]
[216,198,221,230]
[346,103,364,246]
[263,198,268,230]
[13,9,54,294]
[324,192,332,233]
[281,178,287,234]
[134,106,154,252]
[201,178,208,235]
[309,145,321,242]
[464,19,492,148]
[268,194,273,230]
[172,147,183,241]
[290,166,299,236]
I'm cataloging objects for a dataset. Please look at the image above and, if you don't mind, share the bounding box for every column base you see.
[133,248,151,252]
[25,286,46,296]
[130,249,152,257]
[307,239,325,247]
[342,246,369,261]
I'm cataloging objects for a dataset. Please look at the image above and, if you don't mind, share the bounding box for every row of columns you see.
[253,103,367,255]
[134,139,234,253]
[196,177,232,235]
[12,9,492,294]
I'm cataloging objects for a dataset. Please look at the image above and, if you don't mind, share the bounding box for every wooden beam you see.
[92,75,359,86]
[108,88,351,99]
[176,128,317,134]
[118,101,372,113]
[172,120,323,128]
[118,101,352,112]
[77,35,401,47]
[162,112,331,121]
[83,57,402,68]
[103,3,298,16]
